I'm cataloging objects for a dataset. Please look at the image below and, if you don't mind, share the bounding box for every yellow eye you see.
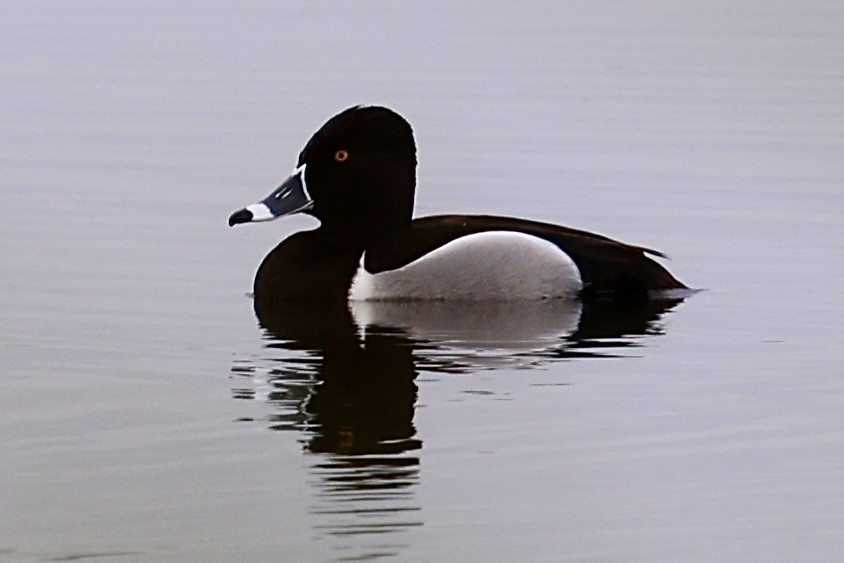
[334,149,349,162]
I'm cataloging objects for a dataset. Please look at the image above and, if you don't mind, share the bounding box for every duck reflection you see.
[230,295,685,553]
[256,300,422,456]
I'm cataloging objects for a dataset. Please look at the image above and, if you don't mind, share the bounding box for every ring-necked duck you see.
[229,106,687,306]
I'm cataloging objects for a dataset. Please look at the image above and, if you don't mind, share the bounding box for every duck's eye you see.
[334,149,349,163]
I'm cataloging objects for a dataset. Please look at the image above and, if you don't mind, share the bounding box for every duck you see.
[228,106,687,307]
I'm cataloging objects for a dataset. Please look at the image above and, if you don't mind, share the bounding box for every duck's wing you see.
[364,215,687,301]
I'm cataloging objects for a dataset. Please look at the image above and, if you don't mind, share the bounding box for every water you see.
[2,2,843,561]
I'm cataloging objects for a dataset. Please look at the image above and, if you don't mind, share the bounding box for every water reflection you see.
[256,301,421,456]
[230,295,684,557]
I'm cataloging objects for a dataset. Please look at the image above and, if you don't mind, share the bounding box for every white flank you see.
[349,231,582,301]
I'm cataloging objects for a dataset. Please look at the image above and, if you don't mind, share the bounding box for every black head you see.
[229,106,417,248]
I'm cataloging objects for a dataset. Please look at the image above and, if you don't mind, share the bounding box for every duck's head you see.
[229,106,417,247]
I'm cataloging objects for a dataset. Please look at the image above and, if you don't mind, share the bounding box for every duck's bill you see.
[228,164,313,226]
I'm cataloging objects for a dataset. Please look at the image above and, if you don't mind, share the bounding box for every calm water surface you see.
[2,2,843,561]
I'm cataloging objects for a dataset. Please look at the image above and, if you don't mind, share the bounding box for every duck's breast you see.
[350,231,583,301]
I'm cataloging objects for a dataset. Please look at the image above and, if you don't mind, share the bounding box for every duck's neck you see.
[253,229,364,308]
[310,163,416,248]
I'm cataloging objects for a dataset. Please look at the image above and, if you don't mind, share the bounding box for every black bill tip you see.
[228,208,253,227]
